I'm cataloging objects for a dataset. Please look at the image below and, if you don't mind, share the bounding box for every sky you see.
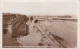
[2,2,78,17]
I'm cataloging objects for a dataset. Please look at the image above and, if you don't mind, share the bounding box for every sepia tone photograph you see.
[2,2,77,48]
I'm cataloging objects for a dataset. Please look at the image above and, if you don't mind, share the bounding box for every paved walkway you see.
[17,22,42,46]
